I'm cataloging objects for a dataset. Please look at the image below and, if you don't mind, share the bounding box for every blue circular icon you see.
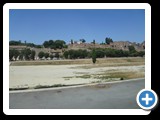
[136,89,158,110]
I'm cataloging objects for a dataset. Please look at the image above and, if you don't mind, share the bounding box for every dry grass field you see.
[9,57,144,90]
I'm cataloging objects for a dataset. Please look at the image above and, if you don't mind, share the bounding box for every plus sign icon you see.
[137,89,158,110]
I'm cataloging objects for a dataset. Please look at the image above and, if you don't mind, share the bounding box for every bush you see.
[38,51,45,59]
[92,49,96,64]
[120,77,124,80]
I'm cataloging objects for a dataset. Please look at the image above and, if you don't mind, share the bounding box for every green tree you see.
[80,39,86,43]
[48,40,54,45]
[35,45,42,48]
[14,50,20,60]
[123,51,129,57]
[63,51,69,59]
[9,40,22,45]
[50,54,54,59]
[55,40,66,49]
[9,50,14,61]
[19,54,23,60]
[93,39,95,44]
[92,49,96,64]
[22,49,31,60]
[63,45,68,48]
[26,43,35,47]
[38,51,45,59]
[44,53,49,59]
[43,41,49,48]
[30,50,36,60]
[95,50,105,58]
[128,45,136,53]
[105,37,113,44]
[55,52,60,59]
[71,39,73,44]
[9,49,20,61]
[138,51,145,57]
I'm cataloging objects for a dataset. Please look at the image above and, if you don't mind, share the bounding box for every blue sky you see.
[9,9,145,44]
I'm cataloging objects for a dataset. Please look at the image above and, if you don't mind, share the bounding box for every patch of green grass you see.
[76,74,91,79]
[34,84,66,89]
[91,80,101,83]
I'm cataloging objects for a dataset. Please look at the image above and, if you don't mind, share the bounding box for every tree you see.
[55,40,66,49]
[80,39,86,43]
[82,39,86,43]
[92,49,96,64]
[105,37,113,44]
[22,49,31,60]
[19,54,23,60]
[43,40,66,49]
[55,52,60,59]
[48,40,54,45]
[43,41,49,48]
[138,51,145,57]
[38,51,44,59]
[9,40,22,45]
[44,53,49,59]
[63,51,69,59]
[50,54,54,59]
[9,50,14,61]
[26,43,35,47]
[71,39,73,44]
[93,39,95,44]
[95,50,105,58]
[9,49,20,61]
[14,50,20,60]
[30,50,36,60]
[35,45,42,48]
[128,45,136,53]
[63,45,68,48]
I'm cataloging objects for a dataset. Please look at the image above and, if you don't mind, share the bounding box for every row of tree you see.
[9,49,36,61]
[38,51,60,59]
[9,45,144,61]
[9,49,61,61]
[63,46,144,59]
[9,40,43,48]
[63,49,89,59]
[10,37,114,48]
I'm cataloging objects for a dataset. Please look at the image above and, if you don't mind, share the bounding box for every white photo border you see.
[3,3,151,115]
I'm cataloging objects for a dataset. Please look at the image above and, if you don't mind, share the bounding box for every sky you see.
[9,9,145,45]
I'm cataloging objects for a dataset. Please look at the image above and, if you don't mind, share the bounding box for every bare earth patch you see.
[9,57,144,90]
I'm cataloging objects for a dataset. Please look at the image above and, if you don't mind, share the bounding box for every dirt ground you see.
[9,58,145,89]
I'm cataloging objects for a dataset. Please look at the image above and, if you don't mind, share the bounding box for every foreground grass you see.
[9,83,85,91]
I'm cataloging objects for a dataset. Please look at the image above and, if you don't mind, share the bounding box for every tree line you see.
[9,40,43,48]
[9,49,36,61]
[63,46,144,60]
[9,37,114,48]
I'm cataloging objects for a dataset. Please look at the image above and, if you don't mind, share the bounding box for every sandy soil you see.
[9,64,144,89]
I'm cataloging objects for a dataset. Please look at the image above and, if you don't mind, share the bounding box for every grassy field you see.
[10,57,144,66]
